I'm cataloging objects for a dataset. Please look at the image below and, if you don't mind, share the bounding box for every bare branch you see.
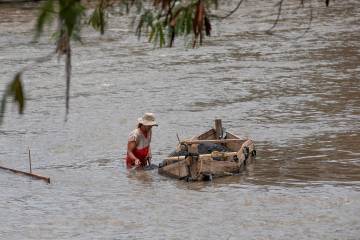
[65,41,71,121]
[266,0,285,34]
[294,0,313,40]
[267,0,313,41]
[166,0,177,47]
[210,0,245,20]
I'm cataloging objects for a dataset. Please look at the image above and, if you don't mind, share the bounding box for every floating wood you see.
[0,165,50,183]
[158,119,256,181]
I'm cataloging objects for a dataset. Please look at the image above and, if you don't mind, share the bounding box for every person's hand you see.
[135,158,141,166]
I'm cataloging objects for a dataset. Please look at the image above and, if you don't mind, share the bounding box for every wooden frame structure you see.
[158,119,256,181]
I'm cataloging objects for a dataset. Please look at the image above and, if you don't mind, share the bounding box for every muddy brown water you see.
[0,1,359,239]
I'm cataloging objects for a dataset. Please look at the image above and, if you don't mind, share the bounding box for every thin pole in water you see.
[28,147,32,173]
[176,133,181,144]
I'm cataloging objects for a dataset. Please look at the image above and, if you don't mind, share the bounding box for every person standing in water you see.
[126,113,158,168]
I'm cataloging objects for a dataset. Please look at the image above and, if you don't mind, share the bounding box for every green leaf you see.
[153,24,159,46]
[0,93,7,126]
[89,5,106,34]
[159,23,165,47]
[59,0,85,38]
[35,0,55,39]
[148,26,156,42]
[0,73,25,125]
[137,10,154,39]
[185,7,193,35]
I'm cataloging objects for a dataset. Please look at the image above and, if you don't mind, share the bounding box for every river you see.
[0,1,359,239]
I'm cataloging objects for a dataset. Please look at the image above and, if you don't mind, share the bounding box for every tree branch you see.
[210,0,245,20]
[266,0,285,34]
[266,0,313,40]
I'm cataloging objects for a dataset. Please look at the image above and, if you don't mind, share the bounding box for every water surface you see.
[0,1,359,239]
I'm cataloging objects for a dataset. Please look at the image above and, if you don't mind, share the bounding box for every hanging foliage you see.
[0,0,333,125]
[34,0,84,120]
[135,0,213,47]
[0,73,25,125]
[89,0,107,35]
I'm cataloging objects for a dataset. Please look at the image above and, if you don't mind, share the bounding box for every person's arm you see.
[147,147,152,165]
[147,130,152,165]
[127,141,140,165]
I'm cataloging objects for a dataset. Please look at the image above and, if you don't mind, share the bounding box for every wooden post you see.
[214,119,223,139]
[28,148,32,173]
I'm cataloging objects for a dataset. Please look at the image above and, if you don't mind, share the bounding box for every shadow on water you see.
[127,170,154,186]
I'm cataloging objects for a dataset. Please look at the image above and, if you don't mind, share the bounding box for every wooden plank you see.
[225,132,243,152]
[195,129,216,140]
[200,160,240,175]
[188,144,199,154]
[158,160,189,179]
[0,165,50,183]
[164,152,238,161]
[181,139,246,145]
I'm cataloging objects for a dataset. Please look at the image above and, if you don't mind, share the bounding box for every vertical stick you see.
[28,147,32,173]
[176,133,181,143]
[214,119,223,139]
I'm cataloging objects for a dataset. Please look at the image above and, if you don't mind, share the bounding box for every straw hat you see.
[138,113,158,126]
